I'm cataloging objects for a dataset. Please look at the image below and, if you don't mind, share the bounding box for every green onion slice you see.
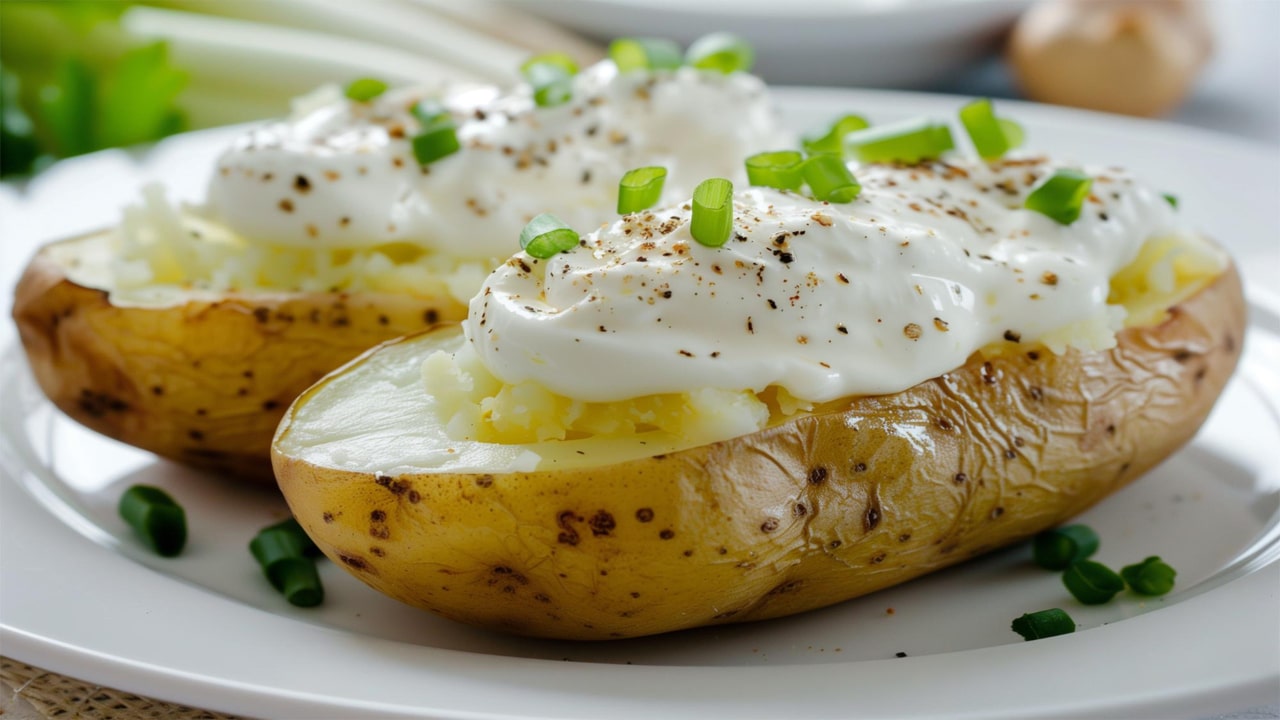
[1062,560,1125,605]
[345,77,388,102]
[411,99,448,127]
[1011,608,1076,641]
[1121,556,1177,596]
[256,517,322,557]
[1032,524,1100,570]
[1025,169,1093,224]
[617,166,668,214]
[412,118,460,165]
[609,37,683,72]
[523,62,575,108]
[999,118,1025,150]
[844,118,955,164]
[521,55,578,109]
[802,114,870,157]
[520,213,580,259]
[250,519,324,607]
[959,98,1017,160]
[746,150,805,191]
[520,52,579,77]
[1162,192,1179,209]
[802,154,861,203]
[690,178,734,247]
[685,32,754,74]
[118,484,187,557]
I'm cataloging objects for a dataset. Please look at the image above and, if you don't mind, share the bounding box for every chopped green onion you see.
[520,52,580,108]
[523,61,575,108]
[609,37,683,72]
[1062,560,1125,605]
[1162,192,1179,209]
[520,213,580,259]
[256,517,322,557]
[745,150,805,191]
[959,98,1018,160]
[1011,608,1076,641]
[690,178,734,247]
[344,77,388,102]
[412,118,460,165]
[844,117,955,164]
[999,118,1025,150]
[617,166,668,214]
[520,52,580,77]
[118,484,187,557]
[1025,169,1093,224]
[411,99,448,126]
[1121,556,1177,596]
[802,154,861,203]
[685,32,754,74]
[1032,524,1100,570]
[802,114,870,156]
[250,519,324,607]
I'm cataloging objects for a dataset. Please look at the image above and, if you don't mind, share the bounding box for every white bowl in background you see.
[501,0,1033,87]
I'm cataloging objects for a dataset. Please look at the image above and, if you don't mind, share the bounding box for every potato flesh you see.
[273,263,1245,640]
[12,231,466,479]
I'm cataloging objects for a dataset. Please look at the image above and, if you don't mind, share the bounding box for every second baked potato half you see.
[13,229,461,479]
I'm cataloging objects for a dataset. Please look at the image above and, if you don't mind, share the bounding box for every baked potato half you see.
[13,230,463,479]
[272,261,1244,640]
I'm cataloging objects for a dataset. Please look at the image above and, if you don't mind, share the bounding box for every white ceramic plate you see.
[2,90,1279,720]
[500,0,1032,87]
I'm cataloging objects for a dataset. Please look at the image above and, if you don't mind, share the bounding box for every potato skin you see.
[12,232,466,480]
[274,264,1245,640]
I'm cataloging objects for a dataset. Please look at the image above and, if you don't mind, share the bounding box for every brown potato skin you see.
[273,264,1244,640]
[12,232,467,480]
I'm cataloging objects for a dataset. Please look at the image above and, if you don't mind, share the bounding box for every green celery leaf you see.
[38,56,95,157]
[97,41,188,149]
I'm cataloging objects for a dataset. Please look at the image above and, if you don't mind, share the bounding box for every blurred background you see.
[2,0,1276,179]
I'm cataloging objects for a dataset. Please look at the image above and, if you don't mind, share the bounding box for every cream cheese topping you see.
[466,156,1207,403]
[202,62,789,260]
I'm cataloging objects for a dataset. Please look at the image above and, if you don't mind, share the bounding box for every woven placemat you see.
[0,657,245,719]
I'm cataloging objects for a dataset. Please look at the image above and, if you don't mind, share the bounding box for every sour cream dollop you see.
[203,62,790,259]
[467,157,1205,403]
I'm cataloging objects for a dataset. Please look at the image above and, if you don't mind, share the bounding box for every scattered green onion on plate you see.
[1025,169,1093,224]
[617,166,668,214]
[1062,560,1125,605]
[1011,608,1076,641]
[520,213,580,259]
[344,77,388,102]
[690,178,734,247]
[609,37,683,72]
[250,518,324,607]
[802,154,861,203]
[685,32,754,74]
[118,484,187,557]
[1121,556,1177,596]
[1032,524,1100,570]
[745,150,805,191]
[844,117,955,164]
[1163,192,1180,209]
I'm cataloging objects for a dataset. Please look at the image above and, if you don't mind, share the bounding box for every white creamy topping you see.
[467,157,1197,403]
[202,63,789,260]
